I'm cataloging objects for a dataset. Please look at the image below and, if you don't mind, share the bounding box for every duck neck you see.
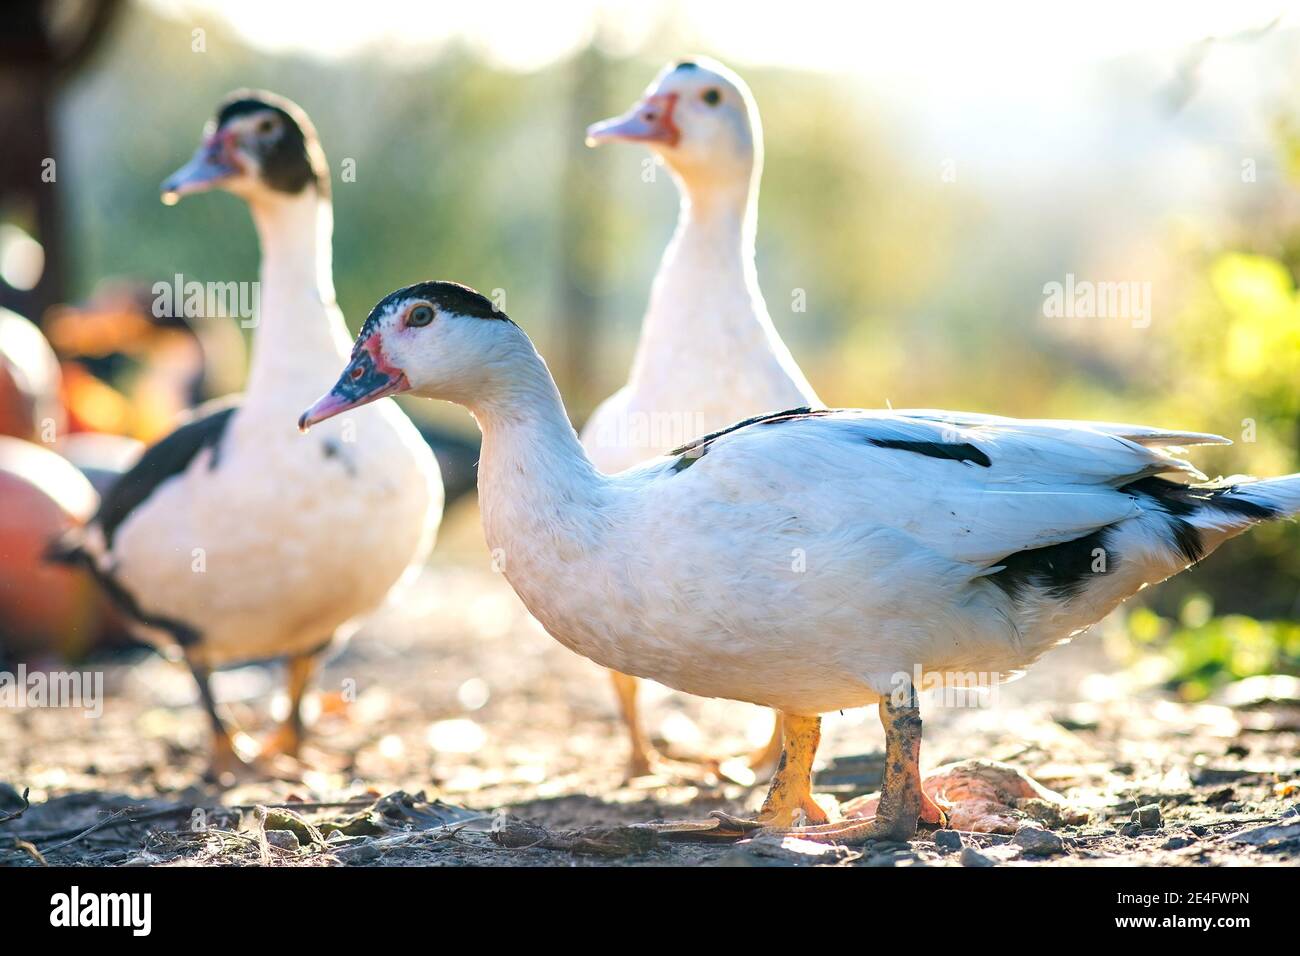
[628,170,770,388]
[469,336,606,549]
[244,188,350,400]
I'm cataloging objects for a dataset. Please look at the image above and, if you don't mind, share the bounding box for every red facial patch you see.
[361,334,405,380]
[204,129,246,174]
[644,93,681,147]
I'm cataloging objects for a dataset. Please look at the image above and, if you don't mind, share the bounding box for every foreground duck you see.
[301,281,1300,841]
[583,58,817,777]
[52,92,442,780]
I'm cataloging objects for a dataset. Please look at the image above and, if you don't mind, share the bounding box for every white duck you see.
[582,58,818,778]
[52,92,442,781]
[301,281,1300,842]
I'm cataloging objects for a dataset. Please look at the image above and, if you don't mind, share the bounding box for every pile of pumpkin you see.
[0,306,147,662]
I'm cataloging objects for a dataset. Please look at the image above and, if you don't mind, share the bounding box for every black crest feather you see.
[356,281,509,350]
[215,89,330,197]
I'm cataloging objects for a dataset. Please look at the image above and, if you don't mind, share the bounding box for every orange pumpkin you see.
[0,308,64,442]
[0,436,101,659]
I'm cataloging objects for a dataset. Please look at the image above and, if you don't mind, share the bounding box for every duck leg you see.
[259,652,317,759]
[715,712,829,827]
[611,670,783,783]
[755,687,927,844]
[612,669,657,777]
[186,652,253,783]
[647,691,934,842]
[648,712,828,837]
[744,714,785,776]
[610,670,718,781]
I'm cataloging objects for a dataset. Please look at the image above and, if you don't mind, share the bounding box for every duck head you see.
[299,282,517,429]
[162,90,329,205]
[586,58,759,192]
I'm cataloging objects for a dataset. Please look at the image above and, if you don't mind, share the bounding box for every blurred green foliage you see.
[1133,250,1300,630]
[1121,600,1300,701]
[1106,116,1300,692]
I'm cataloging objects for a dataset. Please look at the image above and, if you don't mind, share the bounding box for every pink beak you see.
[299,337,409,432]
[585,93,680,148]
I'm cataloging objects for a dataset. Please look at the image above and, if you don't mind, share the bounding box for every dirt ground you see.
[3,527,1299,867]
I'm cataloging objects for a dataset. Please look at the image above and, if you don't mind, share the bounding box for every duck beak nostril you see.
[161,141,239,204]
[299,344,411,432]
[585,93,681,148]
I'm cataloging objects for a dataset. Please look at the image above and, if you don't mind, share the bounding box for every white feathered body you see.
[481,385,1300,717]
[86,197,441,667]
[581,199,817,473]
[105,359,439,667]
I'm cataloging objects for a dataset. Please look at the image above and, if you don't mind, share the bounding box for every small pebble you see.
[335,842,381,864]
[0,782,25,811]
[933,829,964,851]
[1013,825,1065,857]
[1161,834,1194,850]
[1132,804,1162,829]
[868,841,912,855]
[265,830,300,851]
[959,846,996,867]
[1222,801,1244,813]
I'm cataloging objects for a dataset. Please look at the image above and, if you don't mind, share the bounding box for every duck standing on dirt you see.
[50,92,442,782]
[301,280,1300,842]
[582,58,818,779]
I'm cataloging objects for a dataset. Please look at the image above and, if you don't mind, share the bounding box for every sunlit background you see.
[5,0,1300,698]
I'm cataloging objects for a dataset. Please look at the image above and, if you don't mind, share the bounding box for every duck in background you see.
[302,280,1300,842]
[581,58,819,779]
[49,91,443,782]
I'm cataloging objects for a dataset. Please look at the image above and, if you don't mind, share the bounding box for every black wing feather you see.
[96,398,239,547]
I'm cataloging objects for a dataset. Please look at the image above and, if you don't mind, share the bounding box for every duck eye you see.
[406,305,435,327]
[256,117,276,135]
[701,88,721,106]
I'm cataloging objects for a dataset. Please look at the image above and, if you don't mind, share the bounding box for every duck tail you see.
[1212,473,1300,523]
[1177,474,1300,562]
